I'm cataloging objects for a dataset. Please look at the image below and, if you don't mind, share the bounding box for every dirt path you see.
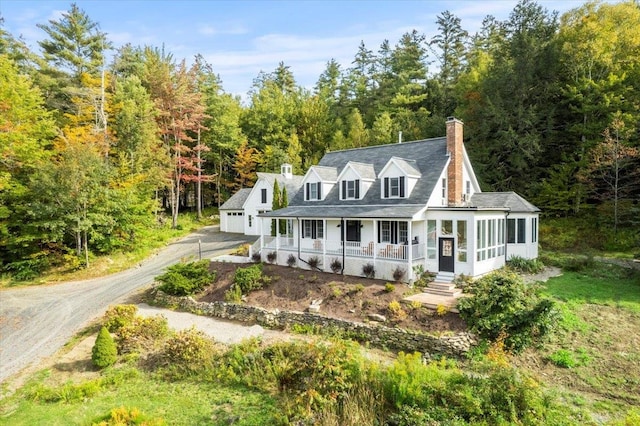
[0,227,256,384]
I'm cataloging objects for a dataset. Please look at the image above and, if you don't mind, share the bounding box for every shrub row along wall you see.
[151,289,476,358]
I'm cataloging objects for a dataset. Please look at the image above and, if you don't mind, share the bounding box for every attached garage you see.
[219,188,251,234]
[222,211,244,233]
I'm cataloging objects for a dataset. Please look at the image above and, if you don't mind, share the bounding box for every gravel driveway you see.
[0,226,256,384]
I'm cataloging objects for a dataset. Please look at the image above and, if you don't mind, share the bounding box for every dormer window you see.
[383,176,405,198]
[341,179,360,200]
[306,182,322,201]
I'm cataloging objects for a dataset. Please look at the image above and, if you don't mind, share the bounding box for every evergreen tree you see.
[92,326,117,368]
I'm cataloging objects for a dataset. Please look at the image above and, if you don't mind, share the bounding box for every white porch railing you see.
[259,236,426,262]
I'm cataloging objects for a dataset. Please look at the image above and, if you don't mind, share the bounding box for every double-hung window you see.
[302,220,323,239]
[383,176,405,198]
[261,188,267,203]
[306,182,321,201]
[341,179,360,200]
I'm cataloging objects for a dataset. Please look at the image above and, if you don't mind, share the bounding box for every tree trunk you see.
[196,128,202,220]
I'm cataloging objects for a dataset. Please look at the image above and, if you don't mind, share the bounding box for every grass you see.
[542,263,640,313]
[0,368,280,425]
[509,258,640,421]
[0,209,218,288]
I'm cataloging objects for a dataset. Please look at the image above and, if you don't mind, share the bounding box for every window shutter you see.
[400,176,405,198]
[306,183,310,201]
[384,177,389,198]
[377,221,381,243]
[318,183,322,200]
[355,179,360,199]
[342,180,346,200]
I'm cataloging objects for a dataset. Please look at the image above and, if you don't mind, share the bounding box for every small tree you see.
[271,179,281,236]
[92,326,118,368]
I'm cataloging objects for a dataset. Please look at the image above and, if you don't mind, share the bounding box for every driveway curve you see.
[0,226,256,384]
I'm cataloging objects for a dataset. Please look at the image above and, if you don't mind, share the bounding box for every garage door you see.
[225,211,244,233]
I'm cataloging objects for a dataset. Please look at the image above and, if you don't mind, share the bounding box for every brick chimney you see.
[446,117,464,206]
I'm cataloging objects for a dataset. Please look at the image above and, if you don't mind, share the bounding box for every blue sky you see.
[2,1,587,99]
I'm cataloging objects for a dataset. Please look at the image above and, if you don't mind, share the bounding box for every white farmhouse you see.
[256,118,540,282]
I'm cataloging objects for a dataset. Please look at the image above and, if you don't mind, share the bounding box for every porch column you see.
[275,218,280,250]
[372,219,377,261]
[259,217,264,250]
[407,220,413,282]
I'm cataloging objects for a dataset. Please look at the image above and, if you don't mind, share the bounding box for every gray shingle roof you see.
[346,162,376,180]
[289,137,448,210]
[310,166,338,182]
[256,172,305,203]
[260,204,425,219]
[471,192,540,212]
[220,188,251,210]
[388,157,421,177]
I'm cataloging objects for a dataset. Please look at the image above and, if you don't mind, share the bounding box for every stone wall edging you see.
[150,289,476,357]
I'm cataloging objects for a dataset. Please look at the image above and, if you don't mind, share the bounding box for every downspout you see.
[504,210,510,263]
[341,218,345,275]
[297,217,322,271]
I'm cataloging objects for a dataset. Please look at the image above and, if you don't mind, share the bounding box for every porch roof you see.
[258,204,425,219]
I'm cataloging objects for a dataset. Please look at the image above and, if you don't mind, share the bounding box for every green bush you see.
[507,255,545,274]
[156,260,215,296]
[103,304,138,332]
[92,406,165,426]
[233,263,264,294]
[457,269,558,353]
[92,327,118,369]
[157,327,219,379]
[115,315,169,354]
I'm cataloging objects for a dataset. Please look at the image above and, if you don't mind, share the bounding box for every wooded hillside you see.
[1,0,638,276]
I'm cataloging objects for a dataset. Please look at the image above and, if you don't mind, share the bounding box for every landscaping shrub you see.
[266,251,277,263]
[384,283,395,293]
[330,258,342,273]
[387,300,407,320]
[156,260,215,296]
[92,327,118,369]
[412,265,435,287]
[156,327,219,379]
[215,339,368,421]
[233,263,265,294]
[362,263,375,279]
[306,255,320,269]
[457,269,558,353]
[286,254,297,267]
[92,406,165,426]
[507,255,545,274]
[392,266,406,282]
[103,304,138,332]
[224,285,242,303]
[115,315,169,354]
[251,251,262,262]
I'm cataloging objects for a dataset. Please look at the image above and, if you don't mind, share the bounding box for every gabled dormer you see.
[378,157,421,199]
[337,161,375,201]
[302,165,337,201]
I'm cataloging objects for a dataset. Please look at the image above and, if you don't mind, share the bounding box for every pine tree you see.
[271,180,281,236]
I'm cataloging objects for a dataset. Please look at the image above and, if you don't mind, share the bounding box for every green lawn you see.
[542,263,640,313]
[0,370,279,425]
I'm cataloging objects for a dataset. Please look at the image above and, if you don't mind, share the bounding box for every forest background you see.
[1,0,638,280]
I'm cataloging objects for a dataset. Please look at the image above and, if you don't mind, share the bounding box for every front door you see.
[438,237,455,272]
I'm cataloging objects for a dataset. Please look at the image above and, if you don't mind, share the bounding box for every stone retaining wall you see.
[151,290,476,358]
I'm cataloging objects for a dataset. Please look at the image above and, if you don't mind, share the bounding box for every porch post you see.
[260,217,264,250]
[372,219,377,261]
[407,220,413,282]
[275,218,280,250]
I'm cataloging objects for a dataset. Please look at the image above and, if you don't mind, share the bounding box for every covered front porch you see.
[254,217,427,282]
